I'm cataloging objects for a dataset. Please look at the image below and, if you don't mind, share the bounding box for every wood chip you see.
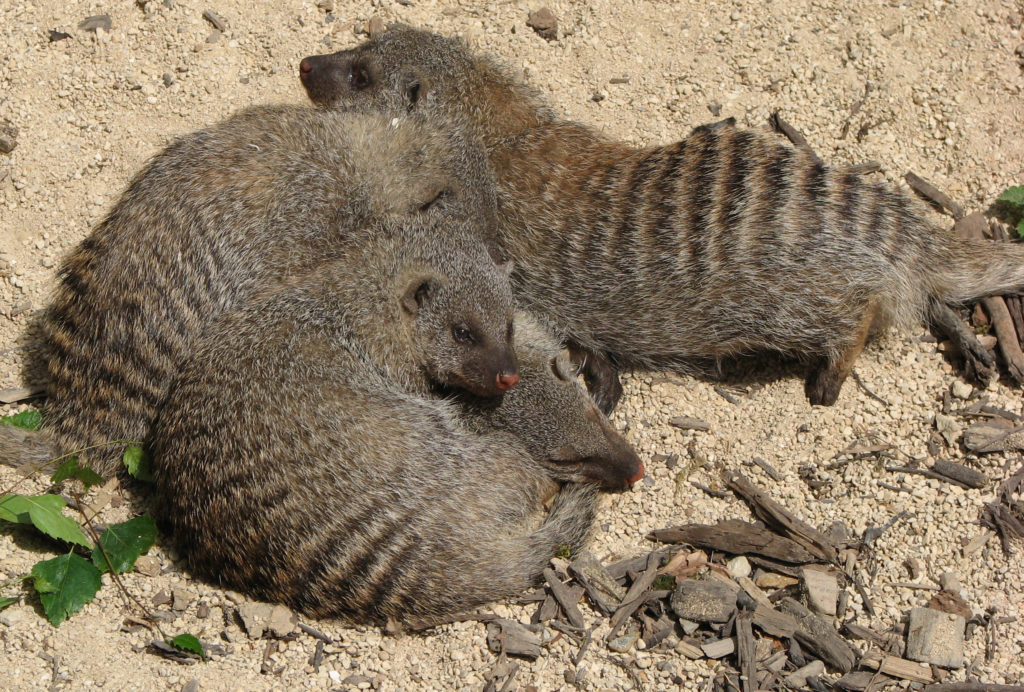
[928,300,997,386]
[670,578,738,624]
[724,471,838,563]
[606,551,662,639]
[648,519,818,563]
[542,568,585,630]
[905,171,964,219]
[963,420,1024,453]
[202,10,228,32]
[777,598,856,673]
[701,637,735,659]
[0,387,43,404]
[569,551,625,614]
[931,459,987,489]
[859,652,934,683]
[736,612,756,692]
[668,415,711,431]
[485,619,543,660]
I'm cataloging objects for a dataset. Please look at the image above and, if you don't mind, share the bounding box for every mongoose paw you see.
[804,366,844,406]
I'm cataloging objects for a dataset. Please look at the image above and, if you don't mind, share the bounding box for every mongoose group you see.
[300,25,1024,412]
[153,224,639,622]
[15,106,521,478]
[6,21,1020,625]
[2,69,642,623]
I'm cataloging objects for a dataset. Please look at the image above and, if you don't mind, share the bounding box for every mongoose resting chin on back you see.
[151,222,634,624]
[12,104,515,477]
[460,311,644,489]
[299,26,1024,412]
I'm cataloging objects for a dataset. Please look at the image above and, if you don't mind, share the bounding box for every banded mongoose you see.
[461,311,644,489]
[151,224,633,624]
[299,26,1024,411]
[21,104,517,477]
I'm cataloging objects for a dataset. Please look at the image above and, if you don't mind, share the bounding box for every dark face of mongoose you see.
[460,313,643,490]
[151,227,596,624]
[30,104,507,477]
[398,259,519,397]
[301,26,1024,411]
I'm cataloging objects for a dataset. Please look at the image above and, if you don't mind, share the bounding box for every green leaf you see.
[51,458,105,489]
[998,185,1024,209]
[122,446,153,482]
[92,515,158,574]
[0,596,18,611]
[31,553,102,626]
[0,494,91,547]
[168,633,206,660]
[1017,217,1024,240]
[0,409,42,431]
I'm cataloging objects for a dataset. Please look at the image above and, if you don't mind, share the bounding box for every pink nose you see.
[626,459,645,485]
[299,59,313,78]
[495,372,520,391]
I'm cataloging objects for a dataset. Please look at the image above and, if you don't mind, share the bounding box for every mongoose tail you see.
[928,237,1024,305]
[0,425,64,471]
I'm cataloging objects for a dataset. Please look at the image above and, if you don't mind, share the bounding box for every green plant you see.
[0,409,204,659]
[998,185,1024,238]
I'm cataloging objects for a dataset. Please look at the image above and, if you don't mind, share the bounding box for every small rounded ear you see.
[402,68,430,110]
[401,275,441,315]
[551,350,576,382]
[417,185,451,213]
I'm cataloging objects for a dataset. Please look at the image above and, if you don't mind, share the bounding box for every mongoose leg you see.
[805,302,879,406]
[568,344,623,414]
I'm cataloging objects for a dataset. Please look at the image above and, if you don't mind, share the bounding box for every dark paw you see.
[804,366,843,406]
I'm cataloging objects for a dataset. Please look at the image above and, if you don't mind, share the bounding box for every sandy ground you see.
[2,0,1024,690]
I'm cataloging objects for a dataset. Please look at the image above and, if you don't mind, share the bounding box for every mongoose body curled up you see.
[23,104,515,477]
[151,221,636,624]
[300,27,1024,410]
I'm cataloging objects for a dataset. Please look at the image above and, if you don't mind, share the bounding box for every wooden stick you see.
[905,171,964,219]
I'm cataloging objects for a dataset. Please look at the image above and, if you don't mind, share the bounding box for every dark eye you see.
[453,325,476,344]
[350,63,371,90]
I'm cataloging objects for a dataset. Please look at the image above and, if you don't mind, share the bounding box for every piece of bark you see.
[659,550,708,580]
[963,420,1024,453]
[531,594,558,624]
[647,519,818,563]
[906,607,965,669]
[670,578,738,624]
[842,622,889,647]
[542,568,585,629]
[927,590,973,621]
[928,299,997,386]
[701,637,736,659]
[751,603,799,638]
[569,552,623,615]
[905,172,964,219]
[735,576,773,609]
[606,551,662,639]
[669,415,711,431]
[749,456,783,481]
[485,619,543,660]
[736,612,756,692]
[0,387,44,404]
[724,471,838,563]
[777,598,857,673]
[606,548,669,582]
[931,459,987,489]
[859,652,934,683]
[835,670,894,691]
[769,111,822,163]
[785,661,826,689]
[884,465,975,490]
[841,161,882,175]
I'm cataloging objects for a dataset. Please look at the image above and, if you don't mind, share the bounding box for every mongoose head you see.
[399,262,519,398]
[299,25,550,143]
[466,315,644,490]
